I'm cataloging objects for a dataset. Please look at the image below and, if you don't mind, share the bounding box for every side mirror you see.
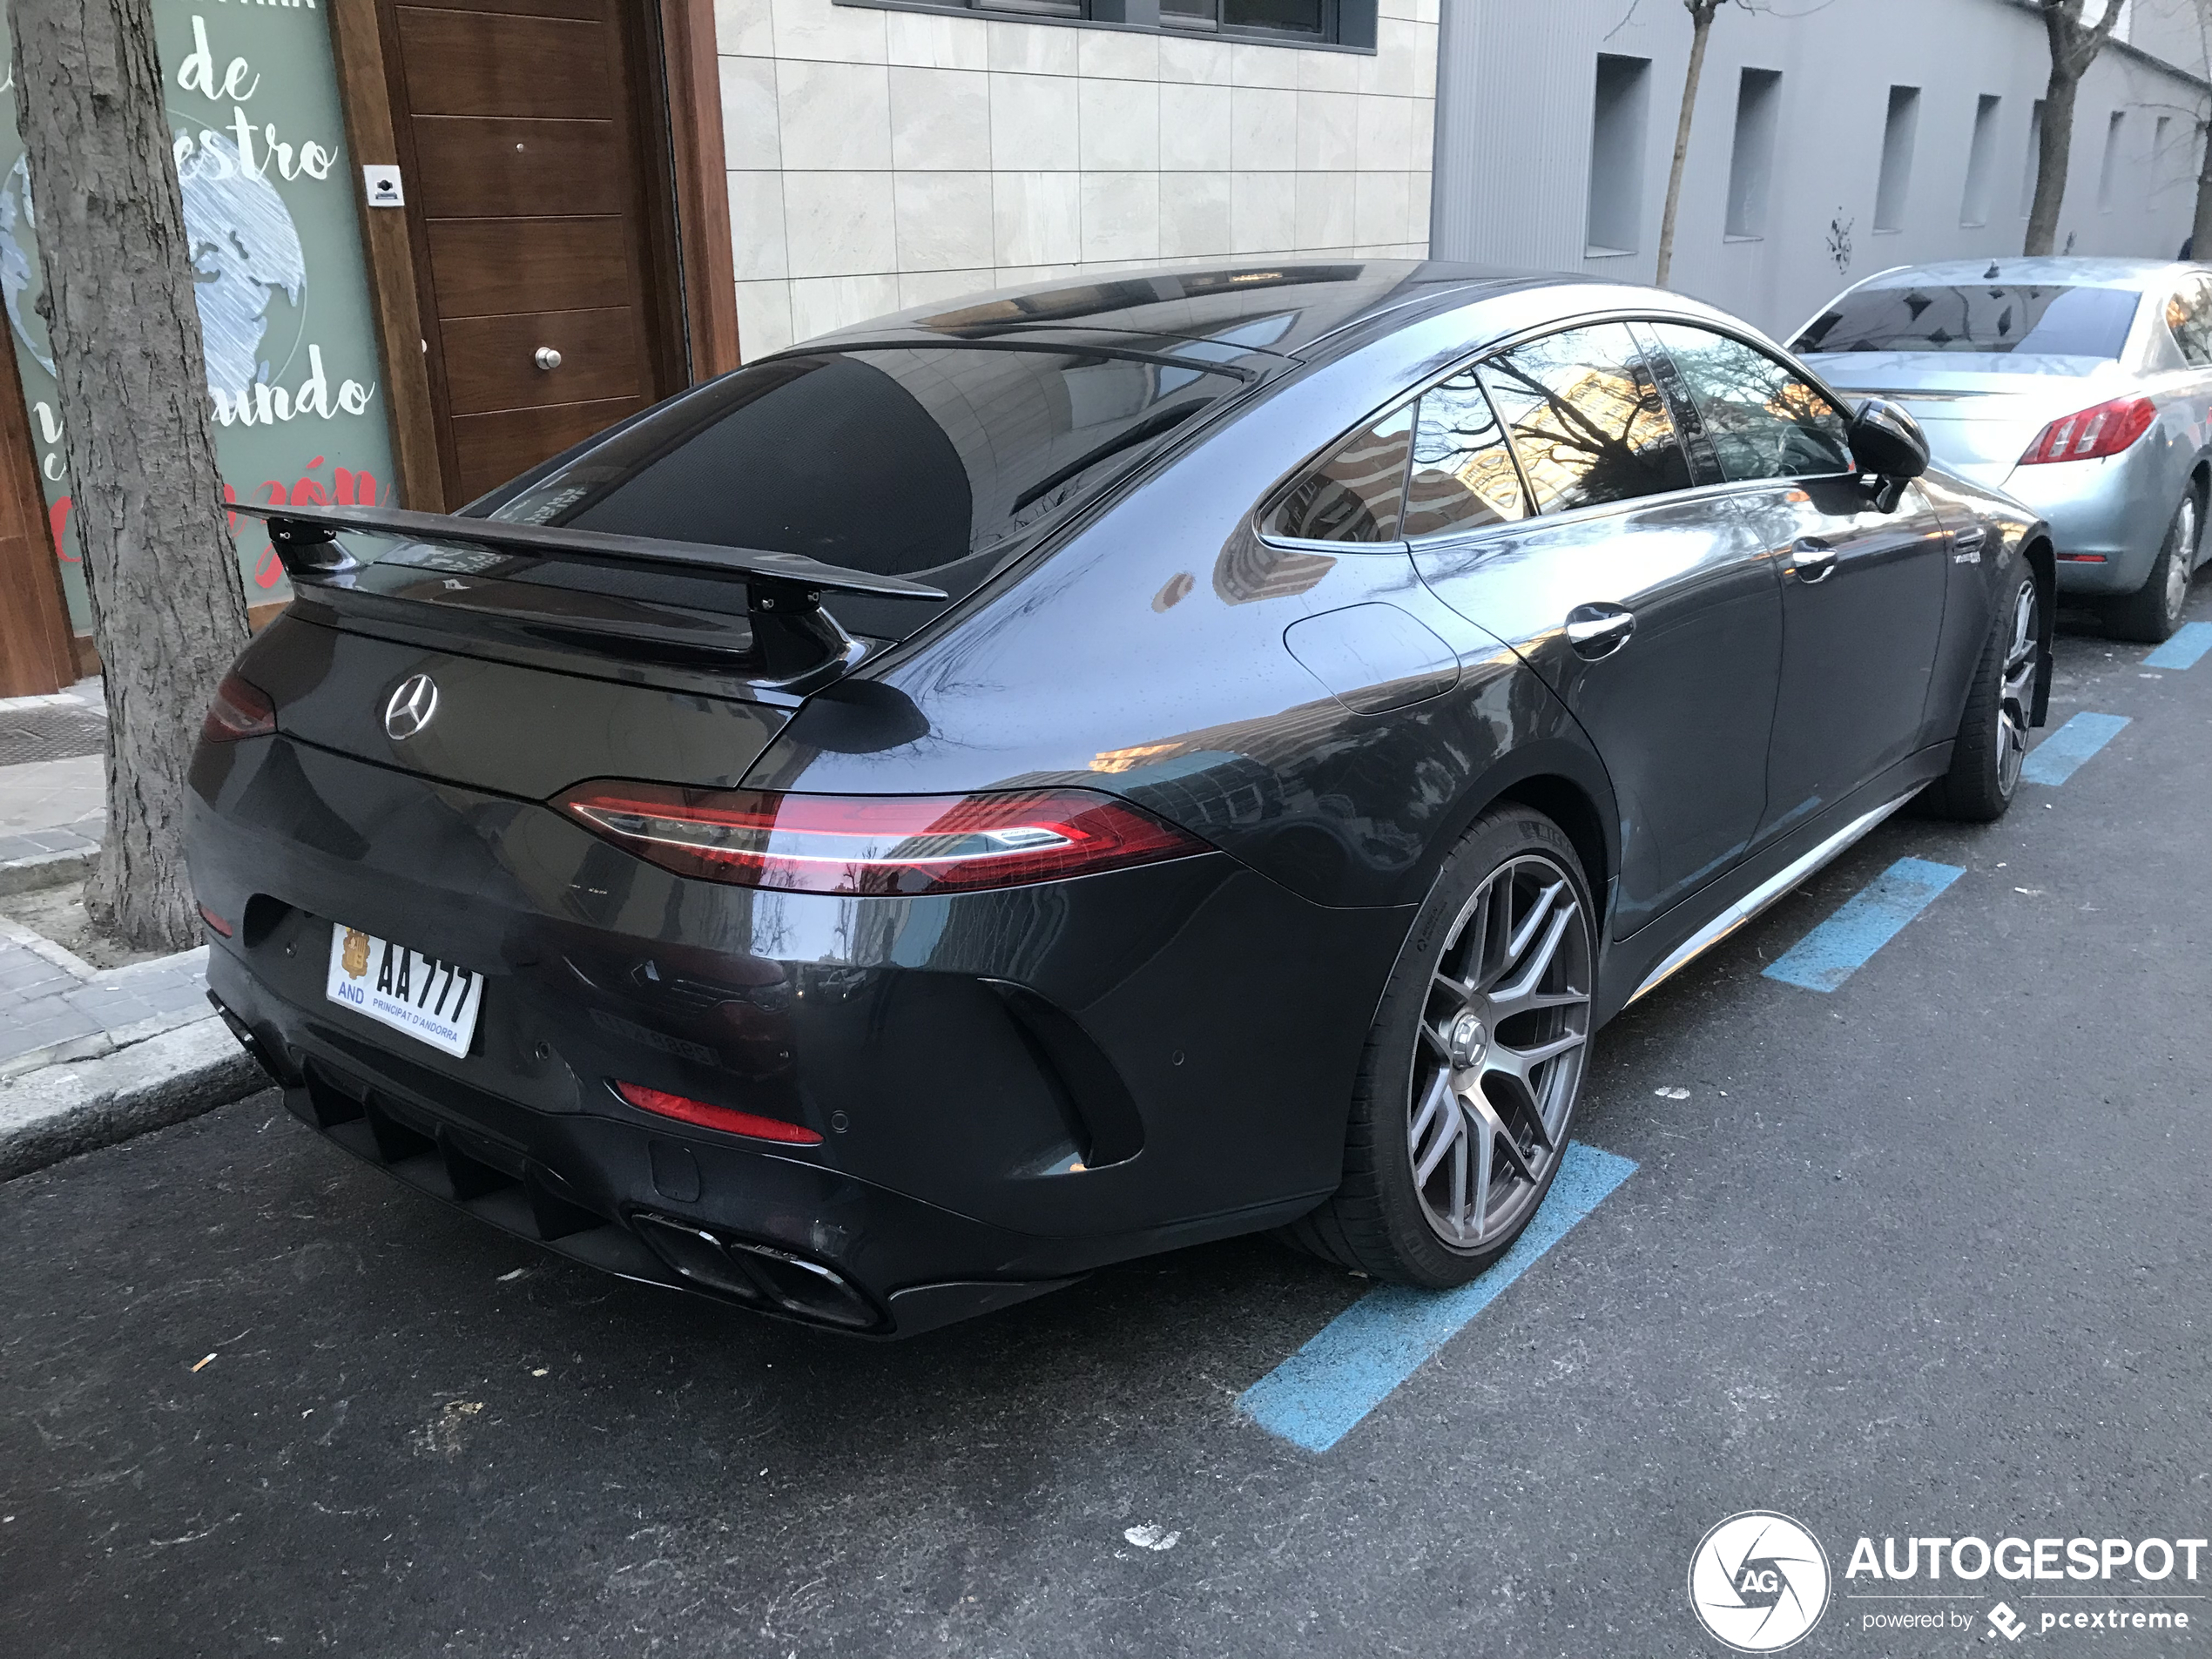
[1848,397,1931,480]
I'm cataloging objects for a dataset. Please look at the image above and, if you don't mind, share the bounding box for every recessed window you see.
[2020,100,2046,219]
[2155,114,2174,182]
[1873,84,1919,233]
[1961,94,2001,227]
[2098,111,2126,212]
[1724,68,1782,239]
[926,0,1372,44]
[1587,54,1652,257]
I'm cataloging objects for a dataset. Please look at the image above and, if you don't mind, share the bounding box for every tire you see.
[1924,561,2037,823]
[1285,806,1595,1286]
[2105,490,2198,644]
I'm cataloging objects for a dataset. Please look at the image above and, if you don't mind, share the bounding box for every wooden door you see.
[380,0,685,505]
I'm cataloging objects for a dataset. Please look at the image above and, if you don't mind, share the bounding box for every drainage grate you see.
[0,705,107,765]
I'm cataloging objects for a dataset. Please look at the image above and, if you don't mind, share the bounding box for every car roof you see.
[1840,256,2202,293]
[798,260,1566,363]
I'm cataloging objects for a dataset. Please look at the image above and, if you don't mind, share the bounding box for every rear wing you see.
[231,502,948,679]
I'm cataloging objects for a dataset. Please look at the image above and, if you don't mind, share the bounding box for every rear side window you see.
[1792,282,2141,359]
[487,347,1241,636]
[1402,371,1528,538]
[2167,277,2212,368]
[1480,323,1693,514]
[1645,323,1854,482]
[1270,402,1413,543]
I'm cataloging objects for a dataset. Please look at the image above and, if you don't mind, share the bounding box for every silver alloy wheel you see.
[2166,496,2199,624]
[1409,853,1594,1249]
[1996,577,2038,798]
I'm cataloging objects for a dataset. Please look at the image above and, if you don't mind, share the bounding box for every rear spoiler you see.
[230,501,948,679]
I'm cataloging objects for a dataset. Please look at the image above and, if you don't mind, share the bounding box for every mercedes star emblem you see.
[383,673,440,741]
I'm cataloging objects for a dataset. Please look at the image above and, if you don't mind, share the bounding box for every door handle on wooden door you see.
[1564,603,1636,659]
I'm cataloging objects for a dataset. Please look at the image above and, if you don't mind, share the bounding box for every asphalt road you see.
[4,586,2208,1659]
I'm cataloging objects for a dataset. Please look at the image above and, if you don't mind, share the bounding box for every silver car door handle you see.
[1787,537,1838,583]
[1565,603,1635,659]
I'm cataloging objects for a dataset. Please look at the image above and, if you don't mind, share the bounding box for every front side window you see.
[1402,371,1527,538]
[1645,323,1854,482]
[1270,403,1412,543]
[1792,281,2141,361]
[2167,277,2212,368]
[1479,323,1692,514]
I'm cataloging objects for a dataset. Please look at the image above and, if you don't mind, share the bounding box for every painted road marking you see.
[1238,1142,1636,1453]
[2143,621,2212,671]
[1763,856,1965,994]
[2020,711,2130,786]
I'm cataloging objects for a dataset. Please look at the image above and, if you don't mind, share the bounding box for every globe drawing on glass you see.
[0,136,305,398]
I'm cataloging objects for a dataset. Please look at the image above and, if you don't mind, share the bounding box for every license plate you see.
[325,922,484,1058]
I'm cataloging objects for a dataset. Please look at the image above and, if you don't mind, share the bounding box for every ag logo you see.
[1688,1511,1831,1652]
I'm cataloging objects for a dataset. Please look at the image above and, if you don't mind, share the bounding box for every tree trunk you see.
[2024,70,2080,256]
[2194,115,2212,258]
[8,0,247,951]
[1655,0,1718,290]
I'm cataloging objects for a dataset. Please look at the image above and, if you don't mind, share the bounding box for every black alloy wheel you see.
[2107,490,2198,644]
[1925,563,2037,822]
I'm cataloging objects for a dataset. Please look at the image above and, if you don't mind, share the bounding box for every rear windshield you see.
[1792,283,2141,360]
[479,346,1241,639]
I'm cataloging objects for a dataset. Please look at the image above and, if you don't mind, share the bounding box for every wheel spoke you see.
[1489,900,1579,1011]
[1506,879,1565,963]
[1463,1087,1536,1190]
[1410,1069,1458,1184]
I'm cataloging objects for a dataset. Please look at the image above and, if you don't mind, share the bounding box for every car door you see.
[1642,322,1950,841]
[1407,321,1784,937]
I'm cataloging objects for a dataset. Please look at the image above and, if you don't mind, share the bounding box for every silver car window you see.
[2165,278,2212,369]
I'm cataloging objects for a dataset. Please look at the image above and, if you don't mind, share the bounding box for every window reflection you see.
[1645,323,1853,482]
[1480,323,1691,513]
[1271,403,1413,543]
[1403,371,1527,538]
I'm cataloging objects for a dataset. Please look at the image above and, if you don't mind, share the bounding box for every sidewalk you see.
[0,681,262,1177]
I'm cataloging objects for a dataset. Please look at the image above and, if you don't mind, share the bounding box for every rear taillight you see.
[2019,395,2156,464]
[201,671,274,742]
[612,1080,823,1145]
[556,782,1208,895]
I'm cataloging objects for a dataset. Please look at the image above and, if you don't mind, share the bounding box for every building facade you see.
[1430,0,2212,341]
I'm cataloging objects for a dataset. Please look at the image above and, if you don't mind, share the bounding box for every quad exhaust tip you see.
[631,1213,881,1332]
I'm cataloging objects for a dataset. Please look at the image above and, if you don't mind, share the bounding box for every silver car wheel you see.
[2166,496,2198,624]
[1408,853,1593,1249]
[1996,577,2037,798]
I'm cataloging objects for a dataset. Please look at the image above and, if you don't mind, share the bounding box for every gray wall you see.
[1431,0,2210,341]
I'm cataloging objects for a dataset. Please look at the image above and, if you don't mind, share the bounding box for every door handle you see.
[1787,536,1838,583]
[534,346,563,371]
[1565,603,1636,660]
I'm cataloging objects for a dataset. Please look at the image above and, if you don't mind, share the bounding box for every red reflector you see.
[557,782,1209,895]
[2055,553,2109,563]
[612,1080,823,1145]
[197,902,234,937]
[201,671,275,742]
[2020,395,2156,464]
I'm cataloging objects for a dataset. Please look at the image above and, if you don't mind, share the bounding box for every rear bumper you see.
[187,734,1406,1333]
[1993,443,2182,596]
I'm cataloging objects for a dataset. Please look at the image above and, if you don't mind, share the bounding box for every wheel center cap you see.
[1448,1011,1487,1068]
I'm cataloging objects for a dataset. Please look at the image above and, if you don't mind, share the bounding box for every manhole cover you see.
[0,705,107,765]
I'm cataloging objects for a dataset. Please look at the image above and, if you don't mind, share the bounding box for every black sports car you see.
[187,263,2054,1336]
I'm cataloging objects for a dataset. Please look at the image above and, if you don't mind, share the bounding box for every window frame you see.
[830,0,1377,51]
[1254,309,1874,556]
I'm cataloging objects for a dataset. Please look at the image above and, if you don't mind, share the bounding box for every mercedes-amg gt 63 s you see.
[190,263,2054,1336]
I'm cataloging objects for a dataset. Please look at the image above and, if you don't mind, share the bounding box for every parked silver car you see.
[1793,257,2211,641]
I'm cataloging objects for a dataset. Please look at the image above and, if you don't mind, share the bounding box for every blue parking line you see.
[2020,711,2131,786]
[1762,856,1965,993]
[2144,621,2212,671]
[1238,1142,1636,1453]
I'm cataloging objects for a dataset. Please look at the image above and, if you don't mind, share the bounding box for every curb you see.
[0,1015,267,1182]
[0,846,94,897]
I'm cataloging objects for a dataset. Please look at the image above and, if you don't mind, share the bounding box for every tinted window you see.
[1271,403,1413,543]
[1403,371,1527,537]
[1647,323,1854,482]
[1792,282,2141,359]
[2167,277,2212,368]
[487,347,1240,633]
[1479,323,1693,514]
